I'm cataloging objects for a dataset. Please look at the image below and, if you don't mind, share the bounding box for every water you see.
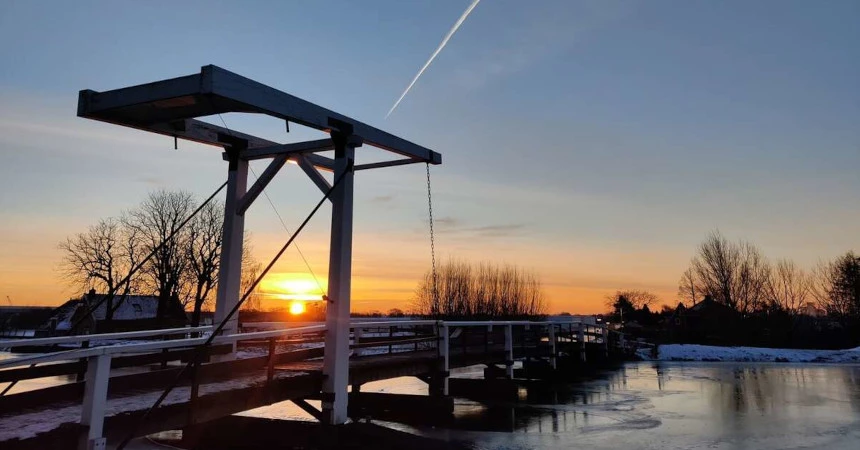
[4,353,860,449]
[248,362,860,449]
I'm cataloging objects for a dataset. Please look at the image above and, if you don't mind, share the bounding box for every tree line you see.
[59,189,261,326]
[678,231,859,319]
[412,259,547,319]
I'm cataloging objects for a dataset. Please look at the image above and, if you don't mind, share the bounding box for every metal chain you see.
[426,163,439,314]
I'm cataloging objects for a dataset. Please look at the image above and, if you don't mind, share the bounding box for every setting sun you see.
[289,301,306,315]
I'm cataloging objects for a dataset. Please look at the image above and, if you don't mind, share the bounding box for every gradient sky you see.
[0,0,857,314]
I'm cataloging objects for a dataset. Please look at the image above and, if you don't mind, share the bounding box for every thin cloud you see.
[385,0,481,118]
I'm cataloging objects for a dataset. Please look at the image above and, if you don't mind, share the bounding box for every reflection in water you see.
[368,363,860,450]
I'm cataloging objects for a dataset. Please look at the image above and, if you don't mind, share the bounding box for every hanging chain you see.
[426,163,439,314]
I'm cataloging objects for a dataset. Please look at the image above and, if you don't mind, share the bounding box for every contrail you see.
[386,0,481,118]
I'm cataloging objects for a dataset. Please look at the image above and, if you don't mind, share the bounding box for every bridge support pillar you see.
[214,142,249,353]
[504,324,514,378]
[548,324,557,370]
[322,138,356,425]
[79,354,110,450]
[602,325,609,358]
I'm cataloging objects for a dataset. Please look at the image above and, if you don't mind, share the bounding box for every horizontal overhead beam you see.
[241,138,334,161]
[354,158,423,171]
[77,65,441,165]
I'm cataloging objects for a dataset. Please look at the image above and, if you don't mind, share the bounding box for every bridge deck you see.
[0,349,485,448]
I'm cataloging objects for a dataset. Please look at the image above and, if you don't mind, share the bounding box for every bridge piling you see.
[504,324,514,378]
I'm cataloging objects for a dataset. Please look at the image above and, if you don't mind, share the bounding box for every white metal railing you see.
[0,325,214,349]
[0,318,628,449]
[0,325,326,370]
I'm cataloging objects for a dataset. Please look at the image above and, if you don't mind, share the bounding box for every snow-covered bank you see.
[643,344,860,363]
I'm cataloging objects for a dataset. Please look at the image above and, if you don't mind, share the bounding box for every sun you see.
[289,301,307,315]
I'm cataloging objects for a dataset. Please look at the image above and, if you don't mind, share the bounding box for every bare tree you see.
[605,290,658,311]
[765,259,810,316]
[811,252,860,317]
[677,268,698,306]
[184,201,223,326]
[125,190,194,321]
[59,218,139,320]
[413,259,546,318]
[683,231,771,314]
[239,237,263,312]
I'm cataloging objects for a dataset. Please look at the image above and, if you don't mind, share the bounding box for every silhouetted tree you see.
[125,190,194,321]
[812,251,860,318]
[413,259,546,318]
[765,259,811,317]
[59,217,142,320]
[387,308,405,317]
[681,231,771,314]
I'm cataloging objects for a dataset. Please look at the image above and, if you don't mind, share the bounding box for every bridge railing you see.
[0,318,627,449]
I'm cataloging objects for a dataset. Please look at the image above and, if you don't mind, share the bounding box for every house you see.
[0,306,55,337]
[667,295,742,345]
[39,289,188,336]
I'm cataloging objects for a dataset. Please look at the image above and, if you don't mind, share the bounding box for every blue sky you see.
[0,0,857,312]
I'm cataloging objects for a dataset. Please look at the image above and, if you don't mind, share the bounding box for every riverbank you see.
[643,343,860,363]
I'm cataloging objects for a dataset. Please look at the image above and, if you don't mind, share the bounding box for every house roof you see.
[48,295,165,331]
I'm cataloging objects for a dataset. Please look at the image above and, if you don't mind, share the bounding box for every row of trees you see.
[413,260,547,318]
[60,190,261,326]
[678,231,859,319]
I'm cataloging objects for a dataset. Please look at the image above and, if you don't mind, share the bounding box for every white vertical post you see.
[322,139,355,425]
[80,354,110,450]
[548,324,557,370]
[504,324,514,378]
[214,147,248,351]
[578,324,586,362]
[440,323,450,395]
[353,327,363,357]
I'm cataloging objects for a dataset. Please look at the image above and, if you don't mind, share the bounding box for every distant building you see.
[800,302,826,318]
[667,295,742,345]
[0,306,55,337]
[39,289,188,336]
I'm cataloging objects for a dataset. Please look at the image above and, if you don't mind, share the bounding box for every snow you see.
[645,344,860,363]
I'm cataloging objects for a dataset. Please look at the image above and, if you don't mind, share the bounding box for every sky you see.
[0,0,857,314]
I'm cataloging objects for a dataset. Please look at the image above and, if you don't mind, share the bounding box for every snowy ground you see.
[639,344,860,363]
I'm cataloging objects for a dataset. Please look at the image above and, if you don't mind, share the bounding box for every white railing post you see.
[578,324,586,362]
[440,323,450,395]
[504,324,514,378]
[80,354,110,450]
[353,327,363,357]
[548,324,557,370]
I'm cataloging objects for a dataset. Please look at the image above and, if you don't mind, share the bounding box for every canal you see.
[248,362,860,449]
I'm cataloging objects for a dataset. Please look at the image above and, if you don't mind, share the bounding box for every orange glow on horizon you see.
[259,273,325,302]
